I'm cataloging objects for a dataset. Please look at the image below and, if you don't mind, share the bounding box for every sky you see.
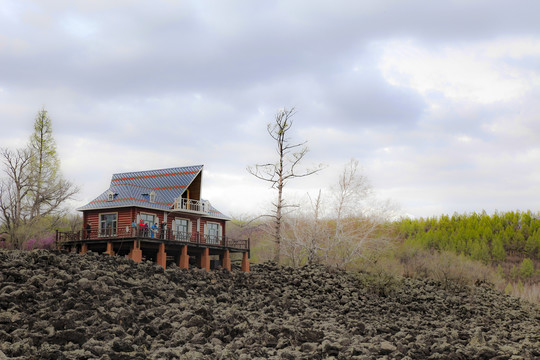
[1,0,540,219]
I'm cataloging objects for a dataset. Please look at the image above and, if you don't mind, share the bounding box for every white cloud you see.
[376,37,540,104]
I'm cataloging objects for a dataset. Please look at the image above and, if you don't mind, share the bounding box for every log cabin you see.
[58,165,249,271]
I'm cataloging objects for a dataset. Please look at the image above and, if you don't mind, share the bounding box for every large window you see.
[205,222,220,244]
[174,219,191,241]
[174,218,191,241]
[140,213,155,226]
[100,213,117,237]
[174,219,190,234]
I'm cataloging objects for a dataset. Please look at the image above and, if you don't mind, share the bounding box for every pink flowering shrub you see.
[25,235,56,250]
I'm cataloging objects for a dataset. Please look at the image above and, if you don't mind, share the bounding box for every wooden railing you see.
[56,228,249,250]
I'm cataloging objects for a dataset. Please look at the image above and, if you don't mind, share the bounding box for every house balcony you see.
[173,198,210,214]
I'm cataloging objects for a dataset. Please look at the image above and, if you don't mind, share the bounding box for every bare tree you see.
[325,159,395,268]
[283,190,330,266]
[0,148,33,248]
[247,107,323,262]
[281,159,397,269]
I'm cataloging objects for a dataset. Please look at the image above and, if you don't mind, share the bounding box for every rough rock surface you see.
[0,250,539,359]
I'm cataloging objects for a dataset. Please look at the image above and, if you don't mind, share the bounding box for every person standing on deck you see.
[138,219,145,236]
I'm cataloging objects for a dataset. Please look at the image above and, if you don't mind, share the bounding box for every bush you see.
[392,246,503,289]
[24,235,56,250]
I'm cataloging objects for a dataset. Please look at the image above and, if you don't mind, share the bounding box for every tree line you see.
[397,210,540,263]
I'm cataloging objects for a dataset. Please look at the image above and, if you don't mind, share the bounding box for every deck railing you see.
[173,198,210,214]
[56,228,249,250]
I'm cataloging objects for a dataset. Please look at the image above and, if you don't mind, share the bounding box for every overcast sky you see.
[1,1,540,219]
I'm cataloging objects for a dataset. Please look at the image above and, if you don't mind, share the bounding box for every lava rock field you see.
[0,250,539,359]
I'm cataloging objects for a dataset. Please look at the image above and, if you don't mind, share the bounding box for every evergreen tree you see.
[491,235,506,262]
[519,258,534,279]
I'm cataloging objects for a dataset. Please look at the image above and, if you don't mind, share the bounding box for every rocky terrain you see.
[0,250,539,359]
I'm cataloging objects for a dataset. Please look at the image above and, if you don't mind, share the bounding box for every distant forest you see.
[396,210,540,281]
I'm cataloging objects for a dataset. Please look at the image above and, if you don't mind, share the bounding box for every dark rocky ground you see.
[0,250,539,360]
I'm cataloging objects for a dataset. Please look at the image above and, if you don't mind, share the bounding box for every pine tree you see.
[491,235,506,262]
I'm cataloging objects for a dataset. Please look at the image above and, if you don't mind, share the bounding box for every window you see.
[107,191,115,202]
[140,213,155,226]
[100,213,117,236]
[205,222,220,244]
[149,191,156,203]
[174,218,190,241]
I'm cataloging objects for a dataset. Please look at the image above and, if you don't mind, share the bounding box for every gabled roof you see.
[77,165,230,220]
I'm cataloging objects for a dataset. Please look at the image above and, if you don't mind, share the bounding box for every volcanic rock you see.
[0,249,539,359]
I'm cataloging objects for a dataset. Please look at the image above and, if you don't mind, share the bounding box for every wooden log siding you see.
[83,207,228,243]
[84,208,142,236]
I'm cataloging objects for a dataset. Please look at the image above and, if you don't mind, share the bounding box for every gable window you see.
[107,190,115,202]
[174,218,191,241]
[100,213,117,237]
[149,191,156,203]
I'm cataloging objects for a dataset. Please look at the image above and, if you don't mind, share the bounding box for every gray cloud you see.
[1,1,540,218]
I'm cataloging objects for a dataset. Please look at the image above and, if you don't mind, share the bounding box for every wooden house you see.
[58,165,249,271]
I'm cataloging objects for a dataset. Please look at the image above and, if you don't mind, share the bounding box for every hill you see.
[0,250,539,359]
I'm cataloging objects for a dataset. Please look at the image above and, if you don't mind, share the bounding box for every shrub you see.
[390,246,503,289]
[24,235,56,251]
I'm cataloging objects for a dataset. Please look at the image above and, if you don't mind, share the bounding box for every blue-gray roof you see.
[77,165,230,220]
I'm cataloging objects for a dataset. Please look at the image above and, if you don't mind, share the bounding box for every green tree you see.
[491,235,506,262]
[524,235,537,257]
[29,109,59,217]
[519,258,534,279]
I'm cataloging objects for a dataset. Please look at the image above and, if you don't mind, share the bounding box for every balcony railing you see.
[56,228,249,250]
[173,198,210,214]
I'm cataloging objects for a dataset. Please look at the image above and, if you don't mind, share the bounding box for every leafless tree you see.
[282,159,397,269]
[247,107,323,262]
[0,148,33,248]
[283,190,331,266]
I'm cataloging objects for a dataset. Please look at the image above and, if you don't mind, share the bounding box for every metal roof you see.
[77,165,230,220]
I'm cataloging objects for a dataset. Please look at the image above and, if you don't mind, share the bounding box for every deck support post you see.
[156,243,167,269]
[105,242,114,256]
[201,248,210,271]
[179,245,189,269]
[129,240,142,263]
[241,251,250,273]
[222,249,231,271]
[80,243,88,254]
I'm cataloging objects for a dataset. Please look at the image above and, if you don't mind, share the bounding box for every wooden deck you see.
[56,228,250,271]
[57,228,249,251]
